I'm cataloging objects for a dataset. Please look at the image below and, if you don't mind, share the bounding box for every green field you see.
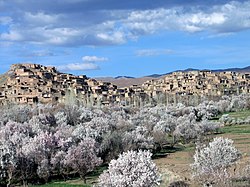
[221,124,250,134]
[226,110,250,119]
[219,110,250,135]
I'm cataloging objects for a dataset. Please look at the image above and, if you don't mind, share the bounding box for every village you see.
[0,63,249,105]
[142,70,250,97]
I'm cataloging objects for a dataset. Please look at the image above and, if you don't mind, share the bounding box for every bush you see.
[98,150,161,187]
[191,137,241,186]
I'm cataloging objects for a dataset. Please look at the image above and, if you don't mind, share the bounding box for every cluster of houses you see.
[0,63,249,105]
[141,71,250,97]
[0,64,119,105]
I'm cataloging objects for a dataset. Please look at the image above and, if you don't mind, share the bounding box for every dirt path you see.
[155,148,195,186]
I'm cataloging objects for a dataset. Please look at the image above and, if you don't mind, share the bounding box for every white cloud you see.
[57,62,99,71]
[57,55,107,71]
[1,1,250,46]
[136,49,174,56]
[1,31,23,41]
[125,8,228,34]
[82,55,108,62]
[96,31,126,44]
[125,1,250,35]
[24,12,59,25]
[0,16,12,25]
[23,50,56,57]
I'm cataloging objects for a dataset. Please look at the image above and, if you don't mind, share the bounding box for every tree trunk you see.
[23,180,28,187]
[80,174,87,184]
[7,176,11,187]
[7,170,13,187]
[171,134,176,147]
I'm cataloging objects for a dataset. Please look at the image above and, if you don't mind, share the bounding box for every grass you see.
[227,110,250,119]
[31,165,107,187]
[215,109,250,120]
[30,182,90,187]
[87,165,107,180]
[220,124,250,134]
[215,109,250,134]
[153,145,187,159]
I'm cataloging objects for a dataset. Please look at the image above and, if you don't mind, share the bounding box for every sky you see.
[0,0,250,77]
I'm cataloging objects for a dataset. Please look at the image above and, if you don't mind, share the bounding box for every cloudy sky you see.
[0,0,250,77]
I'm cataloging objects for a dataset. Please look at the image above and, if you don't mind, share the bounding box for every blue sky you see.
[0,0,250,77]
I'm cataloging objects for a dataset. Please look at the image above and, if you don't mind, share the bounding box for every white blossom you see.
[98,150,160,187]
[191,137,241,185]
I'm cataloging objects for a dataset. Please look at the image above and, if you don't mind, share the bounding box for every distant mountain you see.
[96,66,250,88]
[115,76,135,79]
[145,74,163,78]
[212,66,250,73]
[146,66,250,78]
[95,76,158,88]
[147,68,202,78]
[174,68,200,73]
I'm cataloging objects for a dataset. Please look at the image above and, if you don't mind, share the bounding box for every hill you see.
[147,66,250,78]
[95,76,158,88]
[97,66,250,88]
[0,63,120,105]
[212,66,250,73]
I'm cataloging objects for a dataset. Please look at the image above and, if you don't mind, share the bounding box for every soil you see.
[155,133,250,187]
